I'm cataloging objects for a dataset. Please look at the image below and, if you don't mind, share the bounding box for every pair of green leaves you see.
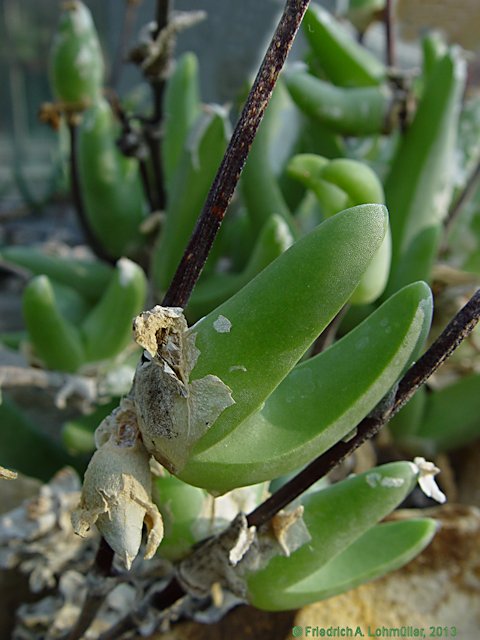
[14,256,146,372]
[142,203,434,495]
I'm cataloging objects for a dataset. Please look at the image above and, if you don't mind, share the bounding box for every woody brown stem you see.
[247,288,480,527]
[162,0,311,308]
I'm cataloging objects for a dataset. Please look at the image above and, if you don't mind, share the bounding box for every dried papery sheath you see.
[178,506,310,601]
[178,513,257,599]
[0,466,17,480]
[270,505,310,556]
[133,305,234,473]
[72,398,163,569]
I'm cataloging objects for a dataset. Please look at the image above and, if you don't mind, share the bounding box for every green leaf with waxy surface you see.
[81,258,147,362]
[49,0,104,105]
[0,397,74,481]
[162,52,201,194]
[247,461,419,608]
[303,4,386,87]
[184,204,387,459]
[50,281,91,324]
[287,154,391,304]
[153,474,206,561]
[241,80,297,237]
[78,98,148,258]
[396,373,480,453]
[23,275,86,373]
[153,106,230,293]
[285,71,392,137]
[249,518,436,610]
[0,247,113,303]
[179,282,432,492]
[187,214,294,321]
[384,48,466,295]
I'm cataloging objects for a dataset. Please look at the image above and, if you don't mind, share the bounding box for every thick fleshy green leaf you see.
[241,80,297,236]
[0,397,73,481]
[179,282,432,491]
[187,214,294,320]
[287,154,391,304]
[49,0,104,104]
[162,52,201,192]
[184,204,388,459]
[249,518,436,610]
[23,275,86,372]
[50,281,91,324]
[285,71,391,137]
[153,106,230,293]
[153,474,206,561]
[303,4,386,87]
[246,462,419,607]
[78,98,148,258]
[384,49,466,294]
[398,373,480,453]
[0,247,113,302]
[81,258,147,362]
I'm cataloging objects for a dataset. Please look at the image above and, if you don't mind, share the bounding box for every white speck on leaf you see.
[367,473,405,489]
[366,472,381,488]
[213,315,232,333]
[380,476,405,488]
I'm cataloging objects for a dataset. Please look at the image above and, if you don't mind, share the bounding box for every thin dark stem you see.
[385,0,395,67]
[107,90,157,211]
[68,123,116,264]
[247,288,480,527]
[139,158,156,211]
[94,537,115,576]
[145,80,166,211]
[162,0,311,308]
[154,0,171,39]
[394,289,480,403]
[145,0,171,211]
[444,158,480,237]
[66,539,115,640]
